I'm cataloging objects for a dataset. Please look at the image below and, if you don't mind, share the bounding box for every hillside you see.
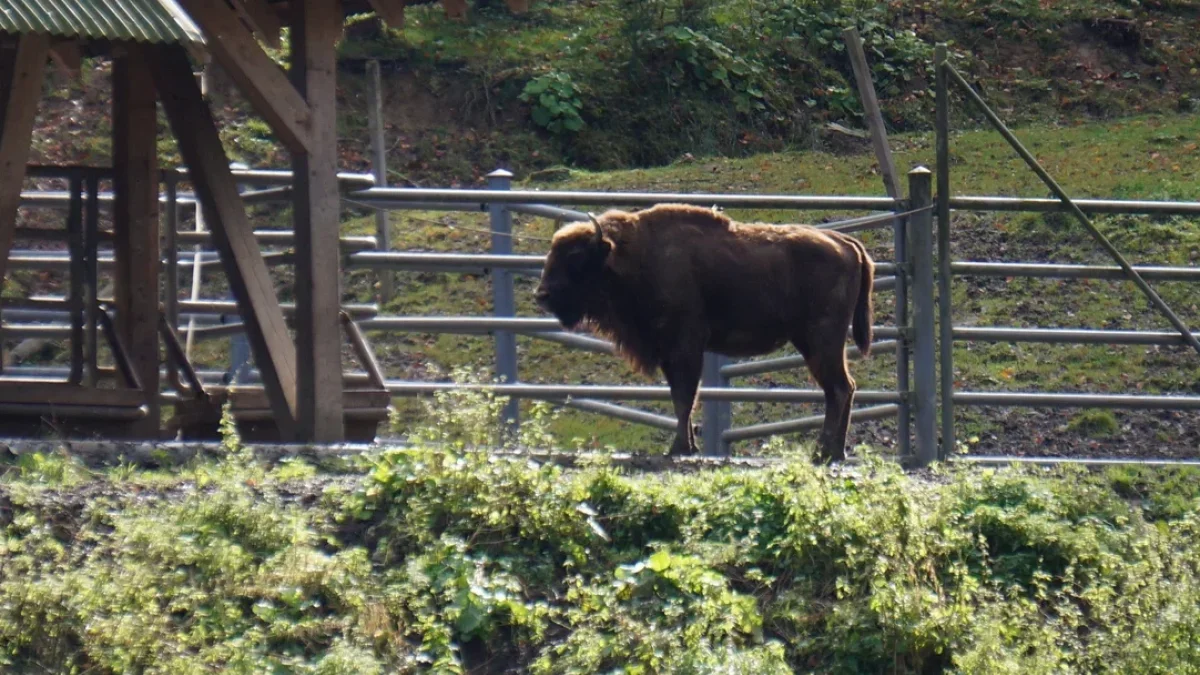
[4,422,1200,672]
[10,0,1200,458]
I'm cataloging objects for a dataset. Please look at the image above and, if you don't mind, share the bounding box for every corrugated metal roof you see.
[0,0,205,44]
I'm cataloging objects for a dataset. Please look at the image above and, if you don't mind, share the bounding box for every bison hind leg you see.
[793,328,856,463]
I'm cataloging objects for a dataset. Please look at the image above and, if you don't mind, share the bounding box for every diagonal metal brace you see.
[945,64,1200,357]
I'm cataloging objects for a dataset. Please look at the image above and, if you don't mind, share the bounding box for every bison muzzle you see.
[535,204,875,462]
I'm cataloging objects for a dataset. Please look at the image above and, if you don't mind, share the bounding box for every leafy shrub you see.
[520,71,586,135]
[646,26,772,114]
[5,396,1200,672]
[765,0,937,113]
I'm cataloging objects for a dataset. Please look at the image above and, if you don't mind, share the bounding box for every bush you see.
[4,395,1200,672]
[520,71,586,135]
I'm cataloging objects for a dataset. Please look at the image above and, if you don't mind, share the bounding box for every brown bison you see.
[534,203,875,462]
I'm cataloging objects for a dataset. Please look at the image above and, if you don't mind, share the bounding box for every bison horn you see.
[588,212,604,245]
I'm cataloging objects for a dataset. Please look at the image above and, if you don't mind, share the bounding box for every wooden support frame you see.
[290,0,346,441]
[149,44,298,437]
[233,0,284,49]
[113,46,162,435]
[0,34,49,284]
[367,0,407,27]
[176,0,314,155]
[49,40,83,80]
[443,0,470,19]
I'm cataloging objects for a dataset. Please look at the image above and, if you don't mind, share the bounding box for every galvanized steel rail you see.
[10,87,1200,469]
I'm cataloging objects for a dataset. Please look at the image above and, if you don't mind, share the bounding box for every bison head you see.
[535,214,613,329]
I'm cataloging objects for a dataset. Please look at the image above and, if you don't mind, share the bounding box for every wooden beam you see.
[113,46,161,436]
[176,0,313,155]
[290,0,346,442]
[0,34,48,285]
[148,44,298,436]
[443,0,469,20]
[0,381,146,407]
[49,40,82,81]
[233,0,283,49]
[505,0,531,13]
[367,0,406,27]
[842,27,903,200]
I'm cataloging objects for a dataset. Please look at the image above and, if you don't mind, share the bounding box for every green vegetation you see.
[348,111,1200,453]
[4,393,1200,672]
[1068,410,1121,438]
[328,0,1200,178]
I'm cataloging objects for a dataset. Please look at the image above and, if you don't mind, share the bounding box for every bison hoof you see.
[816,446,848,465]
[668,436,697,458]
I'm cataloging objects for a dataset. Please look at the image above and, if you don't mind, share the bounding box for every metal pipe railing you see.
[563,399,677,430]
[13,139,1200,465]
[723,404,899,442]
[952,261,1200,282]
[385,381,906,404]
[949,196,1200,216]
[954,327,1196,346]
[954,391,1200,410]
[349,186,900,211]
[721,340,897,379]
[357,316,901,342]
[24,164,375,189]
[945,64,1200,356]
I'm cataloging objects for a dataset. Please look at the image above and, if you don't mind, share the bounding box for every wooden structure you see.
[0,0,480,443]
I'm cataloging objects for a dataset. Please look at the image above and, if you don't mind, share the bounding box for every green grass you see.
[359,111,1200,454]
[327,0,1200,174]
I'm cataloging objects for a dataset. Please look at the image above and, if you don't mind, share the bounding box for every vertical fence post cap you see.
[909,166,933,176]
[487,169,514,179]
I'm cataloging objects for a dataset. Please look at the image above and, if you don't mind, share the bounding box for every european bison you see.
[534,204,875,462]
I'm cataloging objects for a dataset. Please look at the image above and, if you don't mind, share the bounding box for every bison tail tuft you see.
[852,240,874,357]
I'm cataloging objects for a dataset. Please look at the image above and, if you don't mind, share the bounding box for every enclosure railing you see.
[931,44,1200,464]
[6,163,934,461]
[342,168,931,461]
[7,47,1200,468]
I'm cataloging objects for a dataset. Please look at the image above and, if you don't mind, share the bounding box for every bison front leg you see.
[661,350,704,457]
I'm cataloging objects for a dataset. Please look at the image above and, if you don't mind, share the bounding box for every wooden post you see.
[0,34,49,284]
[149,44,298,437]
[113,47,161,435]
[290,0,346,442]
[842,27,902,200]
[176,0,314,156]
[366,59,393,303]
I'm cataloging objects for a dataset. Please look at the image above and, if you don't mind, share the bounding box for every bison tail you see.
[851,239,874,357]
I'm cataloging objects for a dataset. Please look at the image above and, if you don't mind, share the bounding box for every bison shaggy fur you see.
[535,203,875,462]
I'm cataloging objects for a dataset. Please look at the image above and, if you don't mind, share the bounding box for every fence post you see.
[892,195,912,460]
[366,58,393,303]
[701,352,730,456]
[227,162,252,384]
[908,167,937,467]
[935,44,956,460]
[164,172,181,393]
[488,169,520,434]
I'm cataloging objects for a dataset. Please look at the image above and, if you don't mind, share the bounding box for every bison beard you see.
[535,204,875,463]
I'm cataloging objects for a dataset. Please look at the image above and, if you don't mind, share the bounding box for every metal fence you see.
[4,44,1200,467]
[342,168,932,461]
[930,46,1200,466]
